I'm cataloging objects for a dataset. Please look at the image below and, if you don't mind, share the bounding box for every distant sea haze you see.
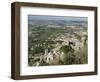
[28,15,88,22]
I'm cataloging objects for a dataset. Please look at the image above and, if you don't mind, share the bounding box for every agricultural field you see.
[28,15,88,66]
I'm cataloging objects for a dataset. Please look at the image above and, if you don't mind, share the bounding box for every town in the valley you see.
[28,16,88,66]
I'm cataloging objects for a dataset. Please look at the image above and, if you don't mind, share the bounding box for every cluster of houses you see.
[32,31,87,66]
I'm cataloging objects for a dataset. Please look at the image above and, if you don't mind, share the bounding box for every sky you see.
[28,15,87,22]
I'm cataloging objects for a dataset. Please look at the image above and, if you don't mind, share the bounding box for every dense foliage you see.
[28,19,88,66]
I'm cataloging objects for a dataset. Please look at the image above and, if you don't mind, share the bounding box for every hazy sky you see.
[28,15,87,22]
